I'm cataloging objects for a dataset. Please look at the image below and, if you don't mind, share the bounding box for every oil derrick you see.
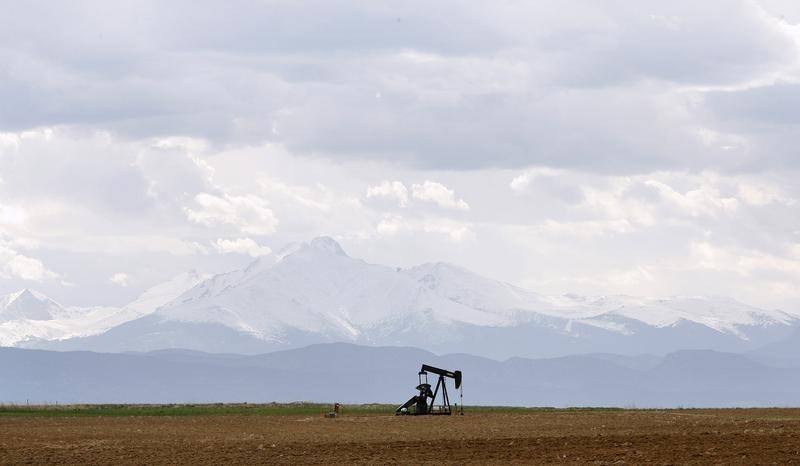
[395,364,463,415]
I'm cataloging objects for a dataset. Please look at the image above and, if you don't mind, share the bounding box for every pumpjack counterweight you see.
[396,364,463,415]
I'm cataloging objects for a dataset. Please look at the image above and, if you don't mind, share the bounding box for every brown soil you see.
[2,409,800,464]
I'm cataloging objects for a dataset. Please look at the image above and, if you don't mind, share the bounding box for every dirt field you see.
[2,408,800,464]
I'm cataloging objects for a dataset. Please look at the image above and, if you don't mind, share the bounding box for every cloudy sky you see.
[1,0,799,310]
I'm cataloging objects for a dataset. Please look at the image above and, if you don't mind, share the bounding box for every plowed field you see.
[2,408,800,464]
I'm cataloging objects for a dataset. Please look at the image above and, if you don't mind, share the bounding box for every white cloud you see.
[375,214,405,236]
[411,181,470,211]
[689,241,800,276]
[110,272,129,287]
[580,181,657,231]
[214,238,272,257]
[261,179,331,211]
[509,168,563,193]
[185,192,278,235]
[644,179,739,218]
[509,173,533,193]
[534,218,640,239]
[366,180,409,207]
[135,151,216,204]
[0,203,27,226]
[737,182,794,207]
[421,218,475,241]
[375,214,474,241]
[0,244,58,281]
[150,136,210,153]
[46,235,210,256]
[605,266,656,286]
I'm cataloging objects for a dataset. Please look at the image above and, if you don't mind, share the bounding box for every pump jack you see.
[395,364,463,415]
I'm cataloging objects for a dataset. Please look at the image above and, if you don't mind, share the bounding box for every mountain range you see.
[3,343,800,407]
[2,237,798,361]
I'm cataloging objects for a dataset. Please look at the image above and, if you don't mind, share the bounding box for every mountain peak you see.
[1,288,61,321]
[309,236,347,257]
[9,288,49,304]
[13,288,34,300]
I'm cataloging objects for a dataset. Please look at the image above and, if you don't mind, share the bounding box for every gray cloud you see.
[707,82,800,125]
[1,1,798,173]
[545,1,795,86]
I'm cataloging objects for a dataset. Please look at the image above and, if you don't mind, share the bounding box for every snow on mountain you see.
[0,289,63,321]
[406,262,595,321]
[155,238,509,341]
[9,236,800,357]
[402,261,797,338]
[74,239,800,355]
[0,271,209,346]
[571,295,796,336]
[126,270,209,315]
[0,289,119,346]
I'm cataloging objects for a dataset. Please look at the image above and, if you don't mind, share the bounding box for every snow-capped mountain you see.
[0,289,64,321]
[158,237,511,338]
[0,270,207,346]
[571,295,796,336]
[19,236,799,358]
[0,290,115,346]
